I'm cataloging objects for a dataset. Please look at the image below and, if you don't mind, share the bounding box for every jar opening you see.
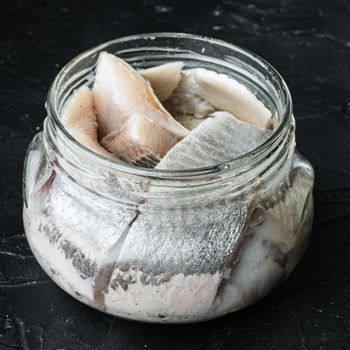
[46,32,292,180]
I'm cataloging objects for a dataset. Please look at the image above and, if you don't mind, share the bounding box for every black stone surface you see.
[1,0,350,349]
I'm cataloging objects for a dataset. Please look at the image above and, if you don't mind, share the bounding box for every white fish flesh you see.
[93,52,188,165]
[93,52,188,139]
[194,68,272,129]
[61,86,115,160]
[101,113,179,167]
[164,70,215,118]
[165,68,272,129]
[140,62,184,102]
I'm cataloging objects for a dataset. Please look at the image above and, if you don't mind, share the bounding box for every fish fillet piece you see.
[165,68,272,128]
[156,111,273,170]
[93,52,189,139]
[101,113,179,167]
[253,155,314,251]
[140,62,184,102]
[194,68,272,129]
[214,159,314,313]
[164,70,215,118]
[62,86,115,160]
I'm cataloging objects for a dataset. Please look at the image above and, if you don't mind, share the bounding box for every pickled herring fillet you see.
[101,113,179,167]
[164,70,215,118]
[156,111,273,170]
[105,194,248,318]
[214,160,314,313]
[253,154,314,251]
[61,86,116,160]
[93,52,189,139]
[140,62,184,102]
[194,68,273,129]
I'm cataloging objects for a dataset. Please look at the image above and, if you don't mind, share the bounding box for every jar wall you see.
[23,134,314,323]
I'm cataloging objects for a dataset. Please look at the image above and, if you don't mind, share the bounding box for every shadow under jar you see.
[23,33,314,323]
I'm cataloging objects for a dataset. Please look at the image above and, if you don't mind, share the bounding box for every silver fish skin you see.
[156,111,273,170]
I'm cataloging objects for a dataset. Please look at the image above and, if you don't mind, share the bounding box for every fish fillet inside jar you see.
[98,111,273,319]
[52,54,294,322]
[92,52,188,166]
[62,55,274,167]
[61,85,116,160]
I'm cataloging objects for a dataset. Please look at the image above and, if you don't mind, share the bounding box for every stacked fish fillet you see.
[62,52,273,169]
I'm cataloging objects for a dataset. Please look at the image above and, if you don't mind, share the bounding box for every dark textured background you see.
[1,0,350,349]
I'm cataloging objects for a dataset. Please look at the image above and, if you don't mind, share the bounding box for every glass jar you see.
[23,33,314,323]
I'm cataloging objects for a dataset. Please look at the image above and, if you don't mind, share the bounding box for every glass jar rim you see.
[46,32,292,179]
